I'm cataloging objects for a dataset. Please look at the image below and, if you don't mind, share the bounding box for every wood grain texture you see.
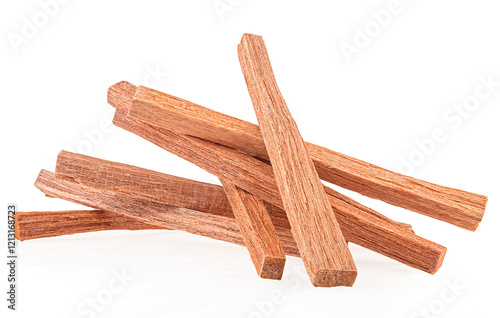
[55,150,290,229]
[14,207,300,260]
[34,170,302,255]
[112,97,446,275]
[57,150,286,279]
[220,179,286,280]
[14,210,165,241]
[56,151,232,217]
[122,83,487,231]
[238,33,356,287]
[108,80,137,107]
[110,84,413,233]
[55,150,413,242]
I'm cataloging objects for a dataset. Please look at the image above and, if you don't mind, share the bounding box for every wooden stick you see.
[237,33,356,287]
[112,98,446,274]
[220,179,286,279]
[55,151,234,218]
[59,151,284,279]
[34,170,302,255]
[14,210,165,241]
[108,80,137,107]
[14,208,300,259]
[108,86,413,233]
[56,151,414,237]
[31,171,446,280]
[121,84,487,231]
[55,150,291,229]
[56,150,415,235]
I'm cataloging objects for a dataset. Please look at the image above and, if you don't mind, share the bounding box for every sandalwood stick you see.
[56,151,234,218]
[56,151,414,236]
[14,210,164,241]
[59,151,285,279]
[56,150,416,238]
[238,33,356,287]
[55,150,290,229]
[119,82,487,231]
[112,98,446,274]
[220,179,286,280]
[34,170,302,255]
[14,208,300,258]
[108,86,413,232]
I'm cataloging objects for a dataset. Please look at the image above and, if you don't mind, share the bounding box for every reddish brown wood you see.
[220,179,286,279]
[111,98,446,274]
[55,150,290,229]
[14,210,165,241]
[32,170,446,277]
[15,207,300,259]
[34,170,302,255]
[109,86,413,232]
[56,151,233,217]
[121,81,486,231]
[108,80,137,107]
[55,150,413,234]
[237,33,356,287]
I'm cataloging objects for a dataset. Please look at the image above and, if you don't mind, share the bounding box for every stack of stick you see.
[16,34,488,287]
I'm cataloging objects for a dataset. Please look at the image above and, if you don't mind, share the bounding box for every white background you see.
[1,1,499,317]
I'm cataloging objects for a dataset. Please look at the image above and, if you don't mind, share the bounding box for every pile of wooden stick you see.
[16,34,488,287]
